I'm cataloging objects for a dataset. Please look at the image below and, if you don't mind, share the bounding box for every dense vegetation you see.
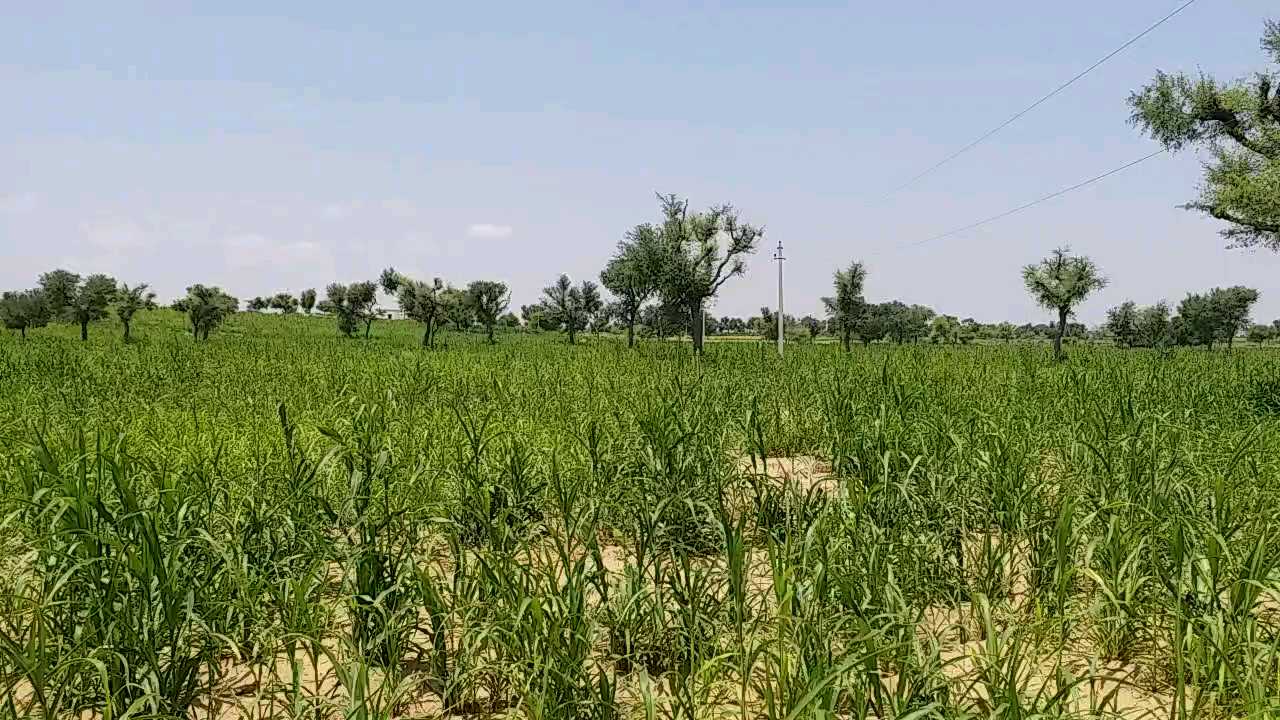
[1,311,1279,719]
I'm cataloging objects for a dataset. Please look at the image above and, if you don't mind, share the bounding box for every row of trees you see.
[1104,287,1263,351]
[378,271,512,345]
[814,248,1270,360]
[1,269,240,342]
[4,257,1269,353]
[246,289,316,315]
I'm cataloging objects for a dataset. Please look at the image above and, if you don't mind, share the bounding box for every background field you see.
[2,312,1280,719]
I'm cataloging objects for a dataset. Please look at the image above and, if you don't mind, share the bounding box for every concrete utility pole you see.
[774,237,785,357]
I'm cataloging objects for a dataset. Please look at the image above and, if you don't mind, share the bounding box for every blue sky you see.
[2,1,1277,324]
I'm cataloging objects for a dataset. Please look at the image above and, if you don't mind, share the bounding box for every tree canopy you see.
[1129,21,1280,250]
[466,280,510,344]
[822,261,867,352]
[1,289,51,339]
[652,194,762,354]
[321,282,379,338]
[540,274,601,345]
[39,270,118,341]
[395,275,449,347]
[116,283,156,341]
[600,224,662,348]
[184,285,238,341]
[1022,248,1107,360]
[270,293,299,314]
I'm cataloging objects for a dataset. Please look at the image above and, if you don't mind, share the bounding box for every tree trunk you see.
[1053,308,1068,361]
[20,326,26,340]
[626,319,635,348]
[1226,333,1234,352]
[842,329,851,352]
[422,323,431,347]
[568,325,576,345]
[364,319,373,339]
[123,321,131,342]
[691,299,705,355]
[80,321,88,342]
[486,323,495,344]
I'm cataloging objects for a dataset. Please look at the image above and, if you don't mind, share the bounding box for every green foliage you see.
[1177,286,1261,349]
[4,315,1280,718]
[395,275,448,347]
[1129,21,1280,250]
[540,274,602,344]
[0,289,51,339]
[821,261,866,352]
[1022,247,1107,359]
[1105,301,1139,347]
[321,281,378,338]
[650,194,762,354]
[466,280,510,344]
[928,314,961,344]
[1136,301,1172,348]
[115,282,156,341]
[183,284,239,340]
[269,292,300,314]
[600,224,662,347]
[38,269,118,341]
[300,287,317,314]
[440,286,473,331]
[1247,323,1274,345]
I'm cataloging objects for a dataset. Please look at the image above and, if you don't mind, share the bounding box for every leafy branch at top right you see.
[1129,20,1280,250]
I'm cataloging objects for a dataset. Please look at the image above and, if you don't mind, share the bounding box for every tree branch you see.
[1203,104,1277,159]
[1187,202,1280,234]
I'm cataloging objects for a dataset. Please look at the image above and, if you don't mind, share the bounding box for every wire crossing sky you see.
[879,0,1199,198]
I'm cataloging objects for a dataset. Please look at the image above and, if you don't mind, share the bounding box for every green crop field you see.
[2,310,1280,719]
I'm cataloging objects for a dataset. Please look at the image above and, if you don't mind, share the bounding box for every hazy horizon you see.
[3,1,1278,325]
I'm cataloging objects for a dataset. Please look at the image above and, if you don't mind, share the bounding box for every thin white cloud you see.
[321,202,358,220]
[466,223,513,239]
[80,218,152,251]
[223,233,328,269]
[381,198,418,218]
[0,192,40,214]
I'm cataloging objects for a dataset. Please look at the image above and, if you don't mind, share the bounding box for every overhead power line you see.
[882,0,1198,196]
[906,148,1167,247]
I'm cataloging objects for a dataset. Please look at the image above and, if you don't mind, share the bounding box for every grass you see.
[1,309,1279,718]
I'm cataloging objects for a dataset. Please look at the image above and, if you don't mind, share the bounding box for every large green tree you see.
[269,293,299,314]
[441,287,474,332]
[929,315,961,345]
[321,282,379,338]
[184,285,238,341]
[541,274,601,345]
[1208,283,1259,348]
[1105,301,1140,348]
[1129,21,1280,250]
[466,280,510,344]
[821,261,867,352]
[395,275,449,347]
[1022,248,1107,360]
[0,289,51,339]
[600,224,661,348]
[116,283,156,341]
[300,288,317,314]
[39,270,118,341]
[1136,302,1172,348]
[652,194,762,355]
